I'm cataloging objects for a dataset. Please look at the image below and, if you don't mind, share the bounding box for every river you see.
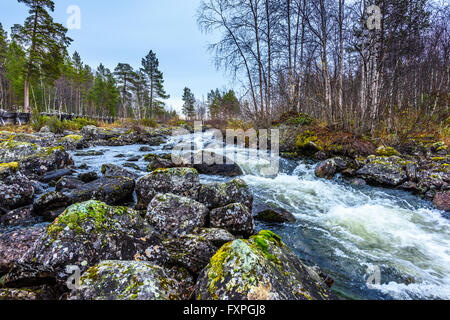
[70,131,450,300]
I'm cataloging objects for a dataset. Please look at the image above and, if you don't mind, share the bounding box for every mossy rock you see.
[194,230,335,300]
[376,146,400,157]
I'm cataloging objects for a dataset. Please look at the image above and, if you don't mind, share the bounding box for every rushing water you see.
[70,131,450,300]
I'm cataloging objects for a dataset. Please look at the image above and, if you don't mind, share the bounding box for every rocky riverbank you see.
[0,124,336,300]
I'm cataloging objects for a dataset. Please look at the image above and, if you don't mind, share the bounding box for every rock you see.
[146,193,208,237]
[406,163,418,182]
[64,176,135,206]
[350,178,366,186]
[146,154,175,172]
[9,201,157,284]
[194,230,336,300]
[198,179,253,210]
[123,163,141,171]
[0,164,35,210]
[255,205,296,223]
[78,163,89,170]
[80,125,113,141]
[136,168,200,210]
[33,191,71,221]
[57,135,87,151]
[0,285,62,300]
[191,153,243,177]
[78,172,98,183]
[41,169,73,183]
[376,146,400,157]
[433,191,450,212]
[191,228,235,248]
[0,226,46,275]
[210,203,255,237]
[101,163,138,179]
[0,205,39,227]
[55,176,85,191]
[126,156,140,162]
[69,261,194,300]
[0,141,74,180]
[74,150,104,157]
[162,234,219,275]
[356,156,408,187]
[315,159,337,179]
[139,146,153,152]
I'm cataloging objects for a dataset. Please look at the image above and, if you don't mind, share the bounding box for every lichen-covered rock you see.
[0,141,73,180]
[33,191,71,221]
[162,234,219,275]
[210,203,254,237]
[136,168,200,210]
[433,191,450,212]
[78,171,98,183]
[101,163,138,179]
[0,205,39,227]
[191,228,235,248]
[0,164,35,210]
[10,201,157,283]
[0,285,61,300]
[0,225,46,275]
[194,230,336,300]
[146,193,208,237]
[41,169,74,183]
[69,261,194,300]
[198,179,253,210]
[145,154,175,172]
[356,156,408,187]
[57,135,87,151]
[376,146,400,157]
[315,159,337,179]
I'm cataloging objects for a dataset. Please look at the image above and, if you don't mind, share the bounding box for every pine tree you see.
[0,23,9,109]
[12,0,72,112]
[114,63,135,118]
[141,50,169,119]
[182,87,196,120]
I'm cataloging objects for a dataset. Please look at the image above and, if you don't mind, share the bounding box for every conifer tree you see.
[141,50,169,119]
[12,0,72,112]
[182,87,196,120]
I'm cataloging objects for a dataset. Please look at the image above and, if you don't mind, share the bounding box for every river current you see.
[70,131,450,300]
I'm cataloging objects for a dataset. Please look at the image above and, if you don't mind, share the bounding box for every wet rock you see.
[33,192,71,221]
[69,261,194,300]
[0,225,46,275]
[0,164,35,210]
[80,126,114,141]
[10,201,157,284]
[55,176,85,191]
[74,150,104,157]
[255,205,296,223]
[136,168,200,210]
[123,163,141,171]
[0,285,62,300]
[194,230,336,300]
[198,179,253,210]
[101,163,138,179]
[433,191,450,212]
[162,234,219,275]
[350,178,367,186]
[126,156,140,162]
[356,156,408,187]
[64,176,135,206]
[210,203,255,237]
[194,162,243,177]
[78,172,98,183]
[146,193,208,237]
[139,146,153,152]
[315,159,337,179]
[41,169,73,183]
[399,181,419,192]
[417,169,448,193]
[145,154,175,172]
[78,163,89,170]
[0,205,39,227]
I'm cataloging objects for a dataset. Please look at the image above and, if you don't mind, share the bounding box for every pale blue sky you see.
[0,0,233,113]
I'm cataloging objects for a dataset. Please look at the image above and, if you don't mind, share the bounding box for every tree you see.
[12,0,72,112]
[141,50,169,119]
[182,87,196,120]
[114,63,134,118]
[0,23,9,109]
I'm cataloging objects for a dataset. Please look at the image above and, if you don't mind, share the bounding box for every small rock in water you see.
[126,156,140,162]
[78,171,98,183]
[74,150,104,157]
[101,163,138,179]
[255,204,296,223]
[139,146,153,152]
[123,163,141,171]
[210,203,255,237]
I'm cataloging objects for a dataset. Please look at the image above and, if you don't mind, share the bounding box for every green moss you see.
[295,130,319,150]
[376,146,400,157]
[0,162,19,173]
[59,135,83,143]
[432,157,446,161]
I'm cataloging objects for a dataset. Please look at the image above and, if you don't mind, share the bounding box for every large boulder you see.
[69,261,194,300]
[210,203,255,237]
[0,226,46,275]
[33,191,71,221]
[57,135,87,151]
[58,176,135,206]
[5,201,157,284]
[198,179,253,210]
[433,191,450,212]
[136,168,200,210]
[146,193,208,237]
[255,204,296,223]
[101,163,138,179]
[356,156,408,187]
[0,163,35,210]
[194,230,335,300]
[0,141,73,180]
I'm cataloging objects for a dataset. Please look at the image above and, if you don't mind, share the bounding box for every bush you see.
[31,114,98,133]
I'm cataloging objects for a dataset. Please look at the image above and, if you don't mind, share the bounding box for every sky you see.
[0,0,233,114]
